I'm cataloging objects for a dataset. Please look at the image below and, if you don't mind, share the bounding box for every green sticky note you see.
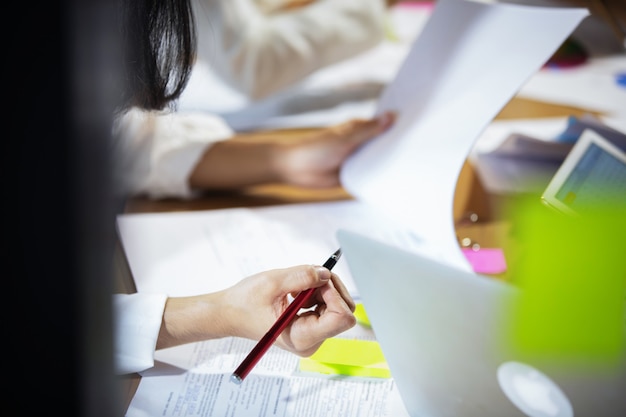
[503,199,626,368]
[299,338,390,378]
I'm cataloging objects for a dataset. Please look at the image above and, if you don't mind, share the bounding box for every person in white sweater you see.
[191,0,393,100]
[113,0,396,374]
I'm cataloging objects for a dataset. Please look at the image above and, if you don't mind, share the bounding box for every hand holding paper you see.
[341,0,589,271]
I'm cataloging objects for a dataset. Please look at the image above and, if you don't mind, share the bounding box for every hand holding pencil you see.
[231,249,355,383]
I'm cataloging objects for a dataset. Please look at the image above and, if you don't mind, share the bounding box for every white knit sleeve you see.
[112,108,234,199]
[192,0,387,99]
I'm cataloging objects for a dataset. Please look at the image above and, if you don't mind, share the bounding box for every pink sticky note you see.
[462,248,507,274]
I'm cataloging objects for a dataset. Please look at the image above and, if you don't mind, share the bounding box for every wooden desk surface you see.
[117,97,604,412]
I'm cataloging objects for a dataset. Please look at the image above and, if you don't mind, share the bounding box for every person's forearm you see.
[188,113,394,191]
[157,292,233,350]
[188,138,283,190]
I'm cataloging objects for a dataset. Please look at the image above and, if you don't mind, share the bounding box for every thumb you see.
[374,111,396,131]
[343,111,396,148]
[282,265,331,296]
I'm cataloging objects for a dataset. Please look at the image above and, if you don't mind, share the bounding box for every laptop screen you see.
[541,129,626,216]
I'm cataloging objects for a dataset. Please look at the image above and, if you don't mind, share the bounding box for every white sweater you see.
[192,0,386,99]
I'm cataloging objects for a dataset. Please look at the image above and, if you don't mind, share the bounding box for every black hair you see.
[118,0,196,112]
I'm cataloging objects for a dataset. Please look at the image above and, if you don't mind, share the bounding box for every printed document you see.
[129,326,409,417]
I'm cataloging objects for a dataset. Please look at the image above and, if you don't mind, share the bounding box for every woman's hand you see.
[157,265,357,357]
[188,112,395,190]
[223,265,357,356]
[274,112,396,188]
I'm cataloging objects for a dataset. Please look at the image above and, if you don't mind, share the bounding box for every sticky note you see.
[299,338,390,378]
[462,247,507,274]
[354,302,371,327]
[503,198,625,365]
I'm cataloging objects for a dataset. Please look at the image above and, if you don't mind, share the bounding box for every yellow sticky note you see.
[354,302,371,328]
[299,338,390,378]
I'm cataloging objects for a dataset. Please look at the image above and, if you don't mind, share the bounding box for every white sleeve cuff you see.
[113,293,168,375]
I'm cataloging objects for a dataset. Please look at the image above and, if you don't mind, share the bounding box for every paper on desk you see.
[127,334,409,417]
[341,0,589,271]
[117,200,425,297]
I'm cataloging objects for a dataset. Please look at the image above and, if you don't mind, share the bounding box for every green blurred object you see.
[505,197,626,368]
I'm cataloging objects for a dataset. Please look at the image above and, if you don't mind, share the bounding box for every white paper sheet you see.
[127,326,410,417]
[117,200,428,298]
[341,0,588,270]
[120,1,589,415]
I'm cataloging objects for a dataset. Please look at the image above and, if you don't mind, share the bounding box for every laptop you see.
[541,129,626,217]
[337,229,626,417]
